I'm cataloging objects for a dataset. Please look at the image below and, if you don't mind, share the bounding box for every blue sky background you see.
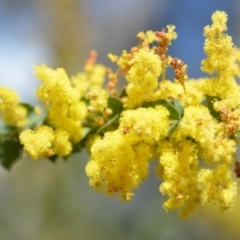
[1,0,239,101]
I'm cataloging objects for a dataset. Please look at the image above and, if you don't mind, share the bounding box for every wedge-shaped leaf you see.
[20,103,47,128]
[80,96,90,105]
[63,127,93,160]
[168,120,180,136]
[171,99,184,117]
[201,95,221,121]
[96,114,119,135]
[119,88,127,98]
[143,99,184,137]
[107,97,123,116]
[48,154,58,163]
[143,99,180,120]
[0,139,22,169]
[235,131,240,139]
[0,120,14,135]
[90,97,123,135]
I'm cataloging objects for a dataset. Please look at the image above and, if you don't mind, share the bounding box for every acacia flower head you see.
[0,87,28,128]
[125,48,162,108]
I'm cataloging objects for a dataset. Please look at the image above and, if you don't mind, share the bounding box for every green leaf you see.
[89,96,123,135]
[69,97,123,155]
[107,96,123,116]
[96,114,119,135]
[63,128,95,160]
[167,120,180,137]
[200,96,207,106]
[119,88,127,98]
[70,143,84,156]
[80,96,90,105]
[48,154,58,163]
[20,103,47,128]
[201,95,221,121]
[72,128,93,152]
[0,120,14,135]
[171,99,184,117]
[0,139,22,169]
[142,99,184,137]
[142,99,180,120]
[235,131,240,139]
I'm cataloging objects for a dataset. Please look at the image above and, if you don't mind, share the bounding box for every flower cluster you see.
[0,87,28,128]
[86,106,170,201]
[1,11,240,219]
[85,11,240,218]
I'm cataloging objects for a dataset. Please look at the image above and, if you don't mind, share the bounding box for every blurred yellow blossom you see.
[35,65,87,143]
[20,125,54,160]
[52,129,72,157]
[0,87,28,128]
[71,64,106,96]
[20,126,72,159]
